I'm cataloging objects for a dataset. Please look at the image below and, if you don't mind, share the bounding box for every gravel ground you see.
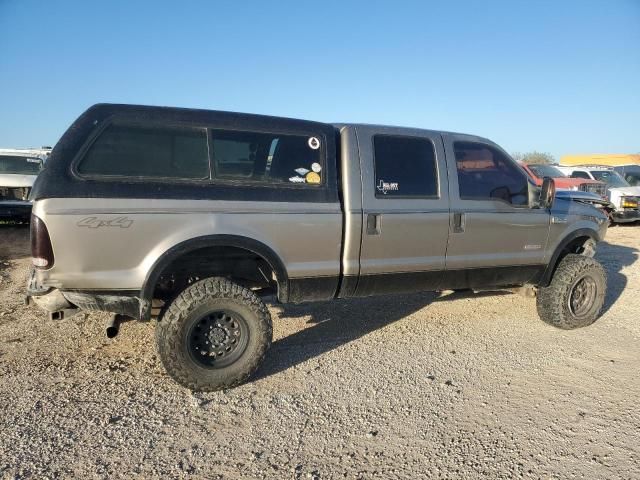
[0,224,639,479]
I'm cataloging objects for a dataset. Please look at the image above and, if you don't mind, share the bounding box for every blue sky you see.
[1,0,638,159]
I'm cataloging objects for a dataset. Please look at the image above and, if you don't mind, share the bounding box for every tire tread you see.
[156,277,272,391]
[537,254,606,329]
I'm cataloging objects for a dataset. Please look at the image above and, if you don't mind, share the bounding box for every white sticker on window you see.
[377,179,399,194]
[311,162,322,173]
[308,137,320,150]
[295,167,310,176]
[289,176,306,183]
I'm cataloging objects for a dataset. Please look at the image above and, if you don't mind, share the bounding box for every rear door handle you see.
[453,212,465,233]
[366,213,381,235]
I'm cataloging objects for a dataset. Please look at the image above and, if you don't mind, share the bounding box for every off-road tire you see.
[156,277,272,391]
[537,254,606,329]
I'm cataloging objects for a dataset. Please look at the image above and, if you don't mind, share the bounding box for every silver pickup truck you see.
[27,104,609,391]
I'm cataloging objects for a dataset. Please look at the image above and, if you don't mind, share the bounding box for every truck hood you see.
[554,177,600,188]
[0,174,38,188]
[608,186,640,197]
[552,197,608,226]
[554,189,612,207]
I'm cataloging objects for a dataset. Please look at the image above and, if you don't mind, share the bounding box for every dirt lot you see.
[0,225,639,479]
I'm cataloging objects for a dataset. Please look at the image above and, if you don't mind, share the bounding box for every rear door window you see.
[78,124,209,179]
[373,135,438,197]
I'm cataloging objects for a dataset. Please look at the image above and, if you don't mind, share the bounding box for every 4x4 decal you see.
[77,216,133,228]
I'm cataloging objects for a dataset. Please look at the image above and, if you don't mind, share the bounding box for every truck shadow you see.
[256,242,637,381]
[254,290,507,381]
[596,241,638,315]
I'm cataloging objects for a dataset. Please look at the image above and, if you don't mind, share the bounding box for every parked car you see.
[520,163,613,220]
[27,104,609,391]
[520,163,607,196]
[557,165,640,223]
[0,148,50,220]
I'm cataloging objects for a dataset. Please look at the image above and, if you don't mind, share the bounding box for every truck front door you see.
[442,134,550,288]
[354,126,450,296]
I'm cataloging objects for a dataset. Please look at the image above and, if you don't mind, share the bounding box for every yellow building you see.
[560,154,640,167]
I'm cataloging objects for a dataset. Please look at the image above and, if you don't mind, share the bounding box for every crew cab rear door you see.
[354,126,450,296]
[442,134,550,286]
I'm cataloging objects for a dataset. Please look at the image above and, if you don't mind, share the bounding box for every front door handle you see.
[366,213,381,235]
[453,212,465,233]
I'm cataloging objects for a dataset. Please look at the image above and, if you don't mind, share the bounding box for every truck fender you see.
[538,228,600,287]
[140,234,290,316]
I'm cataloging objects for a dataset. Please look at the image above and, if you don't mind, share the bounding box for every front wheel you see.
[156,277,272,391]
[537,254,606,329]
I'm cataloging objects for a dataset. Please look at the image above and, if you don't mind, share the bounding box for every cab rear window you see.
[77,124,209,179]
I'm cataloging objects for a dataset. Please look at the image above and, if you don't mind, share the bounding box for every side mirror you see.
[540,176,555,209]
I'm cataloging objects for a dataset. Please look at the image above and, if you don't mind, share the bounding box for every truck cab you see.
[338,125,558,296]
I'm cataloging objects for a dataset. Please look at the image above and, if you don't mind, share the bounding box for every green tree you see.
[511,151,556,164]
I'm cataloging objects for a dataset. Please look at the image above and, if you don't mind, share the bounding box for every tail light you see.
[31,214,54,269]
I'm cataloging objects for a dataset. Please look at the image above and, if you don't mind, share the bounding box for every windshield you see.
[625,173,640,186]
[527,164,567,178]
[591,170,630,188]
[0,155,43,175]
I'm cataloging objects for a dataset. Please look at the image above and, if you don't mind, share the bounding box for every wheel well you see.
[561,235,595,258]
[150,245,282,306]
[540,234,596,287]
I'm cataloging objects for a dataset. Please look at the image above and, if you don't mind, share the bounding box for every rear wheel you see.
[156,277,272,391]
[537,254,606,329]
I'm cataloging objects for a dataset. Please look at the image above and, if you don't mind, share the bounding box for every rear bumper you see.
[612,209,640,223]
[0,200,31,218]
[26,267,148,320]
